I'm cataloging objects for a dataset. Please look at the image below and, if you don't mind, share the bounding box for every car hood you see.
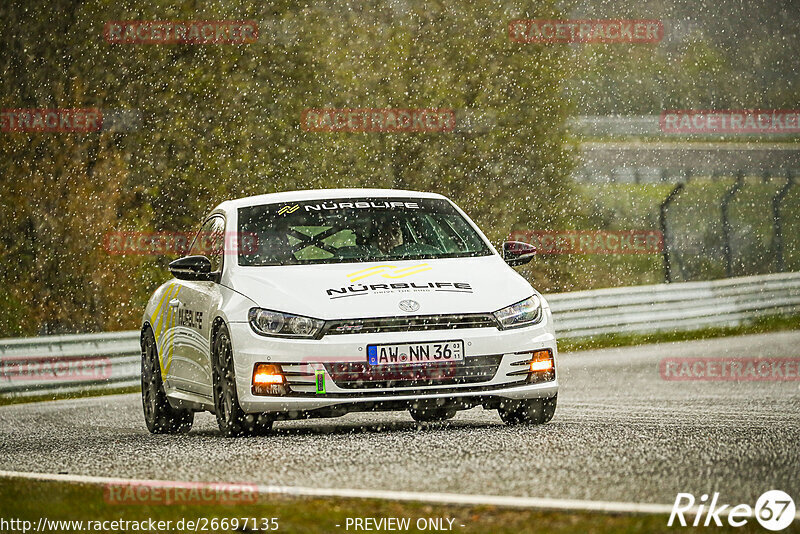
[226,255,536,320]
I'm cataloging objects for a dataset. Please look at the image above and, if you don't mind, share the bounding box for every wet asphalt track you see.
[1,331,799,506]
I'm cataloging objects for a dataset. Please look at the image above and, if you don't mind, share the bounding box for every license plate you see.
[367,341,464,366]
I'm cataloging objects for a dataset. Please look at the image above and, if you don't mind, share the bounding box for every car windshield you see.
[238,197,492,266]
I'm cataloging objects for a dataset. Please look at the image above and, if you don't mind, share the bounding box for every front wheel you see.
[498,395,557,425]
[141,328,193,434]
[212,324,273,437]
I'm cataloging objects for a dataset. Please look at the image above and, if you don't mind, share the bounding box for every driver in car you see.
[368,217,404,255]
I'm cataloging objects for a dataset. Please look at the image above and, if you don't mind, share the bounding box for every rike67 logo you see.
[669,490,796,530]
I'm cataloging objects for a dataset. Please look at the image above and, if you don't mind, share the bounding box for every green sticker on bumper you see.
[315,369,326,394]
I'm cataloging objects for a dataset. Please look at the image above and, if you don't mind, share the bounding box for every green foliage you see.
[564,0,800,113]
[3,0,794,336]
[0,0,576,335]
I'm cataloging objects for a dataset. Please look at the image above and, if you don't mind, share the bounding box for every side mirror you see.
[169,255,215,281]
[502,241,536,267]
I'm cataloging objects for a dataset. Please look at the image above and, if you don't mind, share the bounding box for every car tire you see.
[141,328,194,434]
[409,407,457,423]
[498,395,557,425]
[212,323,273,437]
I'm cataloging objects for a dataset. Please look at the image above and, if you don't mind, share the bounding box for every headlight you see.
[248,308,325,338]
[493,295,543,329]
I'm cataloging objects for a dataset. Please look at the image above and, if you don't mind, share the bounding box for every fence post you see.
[772,170,795,272]
[660,182,685,283]
[721,171,744,278]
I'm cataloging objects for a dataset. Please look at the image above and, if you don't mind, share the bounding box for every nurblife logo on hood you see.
[324,264,473,299]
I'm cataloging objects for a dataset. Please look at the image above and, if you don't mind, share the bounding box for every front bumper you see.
[229,308,559,415]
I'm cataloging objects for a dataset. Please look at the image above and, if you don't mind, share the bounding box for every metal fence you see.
[1,272,798,397]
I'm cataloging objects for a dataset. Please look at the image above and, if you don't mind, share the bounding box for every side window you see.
[188,216,225,272]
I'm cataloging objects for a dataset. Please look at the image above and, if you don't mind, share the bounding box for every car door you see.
[167,216,225,398]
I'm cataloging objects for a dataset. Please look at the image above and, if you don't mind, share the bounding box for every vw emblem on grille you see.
[398,299,420,312]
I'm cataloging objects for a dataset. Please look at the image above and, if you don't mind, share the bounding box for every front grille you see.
[323,313,497,335]
[323,354,503,389]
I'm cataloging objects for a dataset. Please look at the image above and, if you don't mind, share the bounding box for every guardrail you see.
[0,331,140,398]
[548,272,800,338]
[569,115,800,138]
[1,272,798,398]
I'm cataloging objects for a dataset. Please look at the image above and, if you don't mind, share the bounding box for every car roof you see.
[215,188,448,213]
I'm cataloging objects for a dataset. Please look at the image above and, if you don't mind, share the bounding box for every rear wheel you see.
[141,328,193,434]
[498,395,557,425]
[409,406,457,423]
[212,324,273,437]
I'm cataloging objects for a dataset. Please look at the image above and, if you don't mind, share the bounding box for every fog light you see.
[528,349,555,383]
[252,363,288,396]
[530,352,553,372]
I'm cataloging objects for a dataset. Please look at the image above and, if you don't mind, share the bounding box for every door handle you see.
[169,298,181,308]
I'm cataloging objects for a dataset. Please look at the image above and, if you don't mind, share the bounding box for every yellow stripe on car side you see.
[151,284,179,375]
[151,283,175,340]
[164,286,181,375]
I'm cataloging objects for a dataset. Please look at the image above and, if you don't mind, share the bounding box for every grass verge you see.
[0,385,139,407]
[0,478,787,534]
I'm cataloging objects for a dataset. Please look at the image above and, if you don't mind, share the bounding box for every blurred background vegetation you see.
[0,0,797,336]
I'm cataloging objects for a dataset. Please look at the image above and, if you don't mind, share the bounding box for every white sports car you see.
[141,189,558,436]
